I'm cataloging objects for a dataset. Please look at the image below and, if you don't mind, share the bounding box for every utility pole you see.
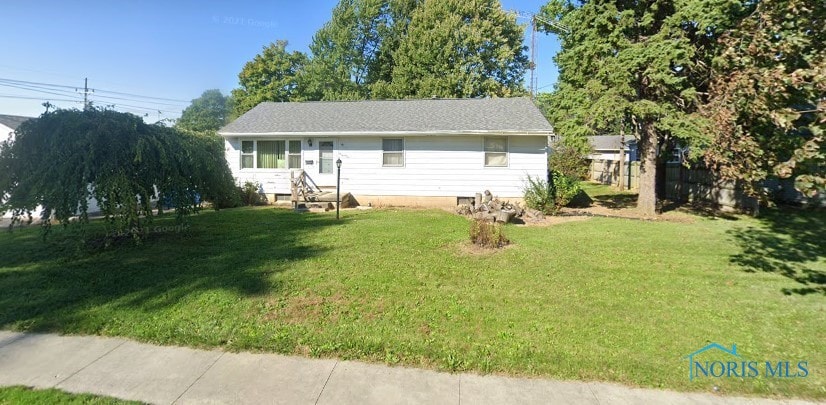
[530,17,537,97]
[618,126,626,190]
[507,10,570,98]
[77,78,94,110]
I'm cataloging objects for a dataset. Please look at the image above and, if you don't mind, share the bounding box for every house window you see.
[382,138,404,167]
[241,140,302,169]
[484,137,508,167]
[288,140,302,169]
[257,140,286,169]
[319,141,334,174]
[241,141,254,169]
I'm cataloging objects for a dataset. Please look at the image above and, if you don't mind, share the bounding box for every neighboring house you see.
[587,135,638,188]
[218,97,553,207]
[0,114,31,144]
[587,135,637,162]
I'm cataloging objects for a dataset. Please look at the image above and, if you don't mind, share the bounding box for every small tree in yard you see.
[0,108,238,242]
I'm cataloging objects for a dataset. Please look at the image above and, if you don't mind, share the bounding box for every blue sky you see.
[0,1,560,122]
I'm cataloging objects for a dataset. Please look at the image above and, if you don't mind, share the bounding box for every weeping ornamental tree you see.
[0,108,238,240]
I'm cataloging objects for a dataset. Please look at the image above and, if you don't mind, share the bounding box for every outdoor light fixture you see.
[336,158,342,220]
[307,138,313,147]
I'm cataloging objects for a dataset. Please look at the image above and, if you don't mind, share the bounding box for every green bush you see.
[551,171,583,209]
[238,181,266,206]
[549,144,590,180]
[469,219,509,248]
[211,191,241,209]
[523,176,556,214]
[523,172,583,214]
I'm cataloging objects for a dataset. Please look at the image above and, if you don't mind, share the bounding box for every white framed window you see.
[288,140,302,169]
[257,140,285,168]
[484,136,508,167]
[319,141,334,173]
[382,138,404,167]
[241,141,254,169]
[240,140,302,169]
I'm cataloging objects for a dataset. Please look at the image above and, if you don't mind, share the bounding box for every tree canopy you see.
[539,0,748,215]
[702,0,825,199]
[302,0,420,100]
[232,40,309,116]
[233,0,530,102]
[0,108,238,241]
[381,0,529,98]
[176,89,233,132]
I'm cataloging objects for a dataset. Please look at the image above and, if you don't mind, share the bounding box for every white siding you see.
[224,135,548,198]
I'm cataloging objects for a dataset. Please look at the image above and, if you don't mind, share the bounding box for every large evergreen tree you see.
[539,0,746,215]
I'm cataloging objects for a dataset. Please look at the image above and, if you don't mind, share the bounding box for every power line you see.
[0,80,81,97]
[0,76,186,118]
[97,101,180,115]
[94,89,190,104]
[0,76,191,105]
[0,77,77,90]
[92,93,189,107]
[0,82,83,99]
[0,94,82,103]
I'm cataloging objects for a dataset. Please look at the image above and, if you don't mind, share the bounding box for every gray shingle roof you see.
[589,135,636,151]
[0,114,32,131]
[219,97,553,135]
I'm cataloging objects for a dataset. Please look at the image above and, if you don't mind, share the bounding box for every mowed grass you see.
[0,205,824,399]
[0,386,143,404]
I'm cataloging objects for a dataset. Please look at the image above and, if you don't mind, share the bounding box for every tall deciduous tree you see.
[0,108,238,241]
[304,0,420,100]
[176,89,233,132]
[232,41,309,116]
[703,0,825,201]
[539,0,745,215]
[384,0,529,98]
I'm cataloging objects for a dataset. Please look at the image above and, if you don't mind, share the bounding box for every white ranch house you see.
[218,97,554,207]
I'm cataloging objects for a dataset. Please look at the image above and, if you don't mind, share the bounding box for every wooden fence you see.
[591,160,755,209]
[663,163,757,209]
[589,159,639,190]
[589,160,822,209]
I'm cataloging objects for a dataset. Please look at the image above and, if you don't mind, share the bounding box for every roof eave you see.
[218,129,555,137]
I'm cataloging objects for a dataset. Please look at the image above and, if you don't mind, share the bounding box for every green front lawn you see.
[0,386,142,404]
[0,206,823,399]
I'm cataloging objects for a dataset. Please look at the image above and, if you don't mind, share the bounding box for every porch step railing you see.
[291,170,334,205]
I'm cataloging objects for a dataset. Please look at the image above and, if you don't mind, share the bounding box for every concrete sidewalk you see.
[0,331,813,405]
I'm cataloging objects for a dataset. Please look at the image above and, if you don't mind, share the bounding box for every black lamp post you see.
[336,158,342,220]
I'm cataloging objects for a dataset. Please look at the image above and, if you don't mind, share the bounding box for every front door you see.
[315,140,336,186]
